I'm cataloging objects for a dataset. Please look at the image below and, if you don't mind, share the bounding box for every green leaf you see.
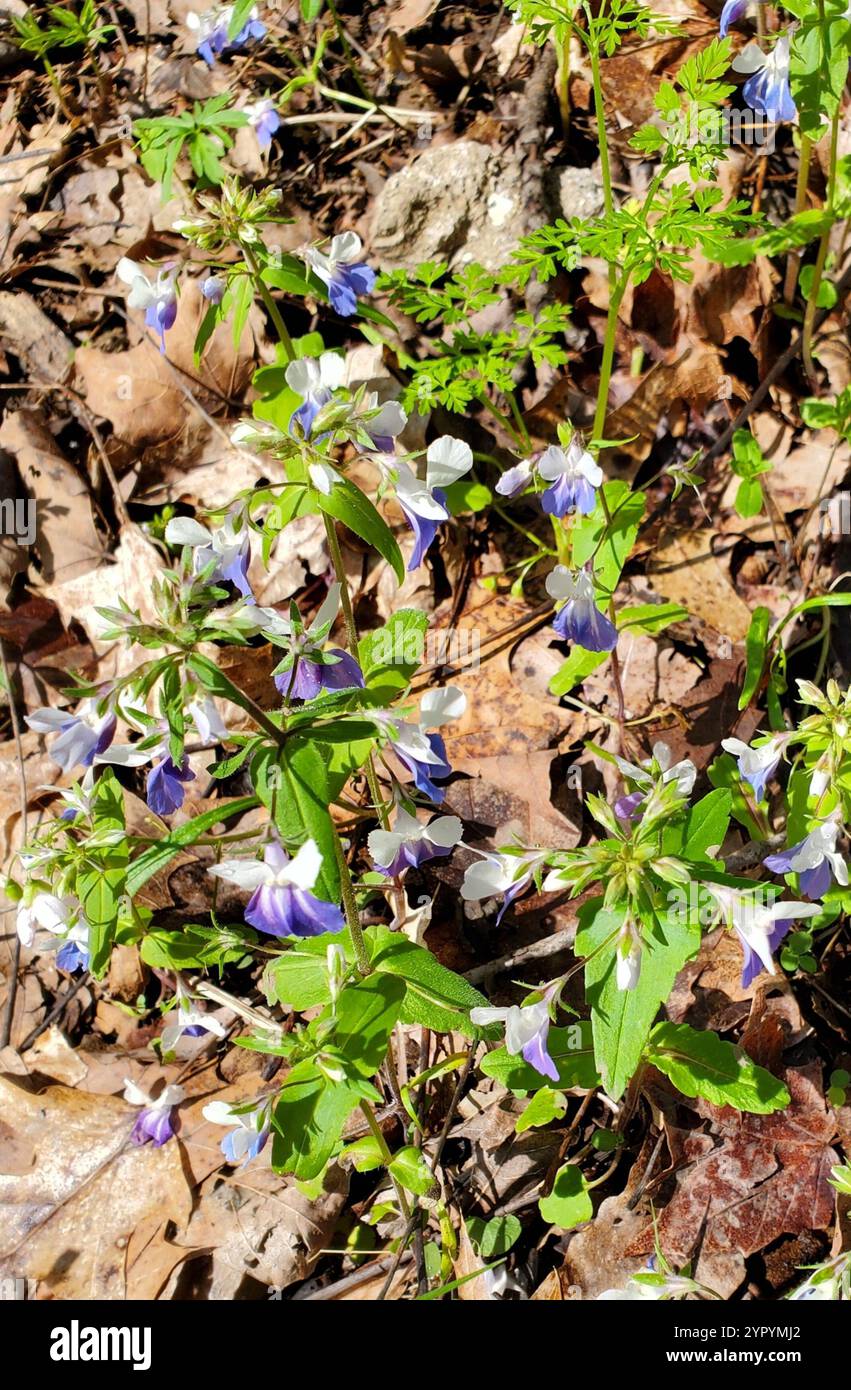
[735,477,764,518]
[681,788,732,861]
[707,753,766,840]
[263,933,341,1009]
[645,1021,790,1113]
[570,482,645,594]
[617,601,688,633]
[140,923,256,971]
[538,1164,592,1229]
[467,1214,522,1258]
[252,739,340,902]
[388,1144,436,1196]
[227,0,257,40]
[480,1020,599,1091]
[271,1059,359,1179]
[443,479,492,514]
[318,479,404,583]
[739,606,771,710]
[549,645,609,697]
[358,608,428,699]
[78,846,127,979]
[576,901,700,1100]
[330,972,406,1076]
[515,1086,568,1133]
[368,925,491,1036]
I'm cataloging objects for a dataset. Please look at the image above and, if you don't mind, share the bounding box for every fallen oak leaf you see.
[627,1063,839,1297]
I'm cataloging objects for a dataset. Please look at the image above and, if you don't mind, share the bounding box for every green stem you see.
[507,392,533,453]
[589,39,614,223]
[555,34,571,141]
[243,244,296,362]
[360,1101,412,1218]
[802,8,840,381]
[478,395,526,451]
[591,277,626,448]
[783,133,812,304]
[333,825,371,976]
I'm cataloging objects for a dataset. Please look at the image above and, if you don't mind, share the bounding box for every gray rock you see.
[544,164,605,224]
[370,140,524,272]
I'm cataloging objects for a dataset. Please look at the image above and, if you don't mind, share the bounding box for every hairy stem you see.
[802,106,840,383]
[332,824,372,976]
[244,244,296,362]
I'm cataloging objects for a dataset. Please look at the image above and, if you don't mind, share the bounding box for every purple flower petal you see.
[615,790,645,822]
[276,650,365,700]
[131,1106,176,1147]
[394,731,452,802]
[56,940,88,972]
[245,882,344,938]
[146,757,195,817]
[719,0,751,35]
[553,598,618,652]
[521,1029,559,1082]
[800,858,832,900]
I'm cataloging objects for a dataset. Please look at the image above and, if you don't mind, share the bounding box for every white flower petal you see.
[419,685,466,726]
[423,815,463,848]
[282,838,322,891]
[426,435,473,490]
[207,859,272,890]
[165,517,213,547]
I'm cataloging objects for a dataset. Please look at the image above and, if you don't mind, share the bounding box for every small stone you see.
[544,165,605,224]
[370,141,524,272]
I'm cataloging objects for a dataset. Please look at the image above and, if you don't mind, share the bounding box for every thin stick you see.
[0,639,28,1050]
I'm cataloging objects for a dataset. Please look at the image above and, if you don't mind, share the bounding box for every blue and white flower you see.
[705,885,821,988]
[161,980,229,1052]
[721,733,789,802]
[361,393,407,453]
[101,732,196,818]
[305,232,376,317]
[546,566,617,652]
[538,439,602,517]
[165,512,253,599]
[209,838,345,938]
[368,806,463,877]
[187,4,265,66]
[243,97,280,150]
[116,257,178,354]
[495,457,534,499]
[764,819,848,900]
[732,36,796,124]
[718,0,764,36]
[242,583,365,700]
[202,1096,273,1164]
[470,992,559,1083]
[201,274,226,304]
[124,1078,185,1147]
[16,892,89,976]
[393,436,473,570]
[26,698,116,772]
[284,351,346,439]
[461,850,545,925]
[379,685,466,802]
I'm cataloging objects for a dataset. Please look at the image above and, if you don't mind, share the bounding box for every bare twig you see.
[0,639,29,1050]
